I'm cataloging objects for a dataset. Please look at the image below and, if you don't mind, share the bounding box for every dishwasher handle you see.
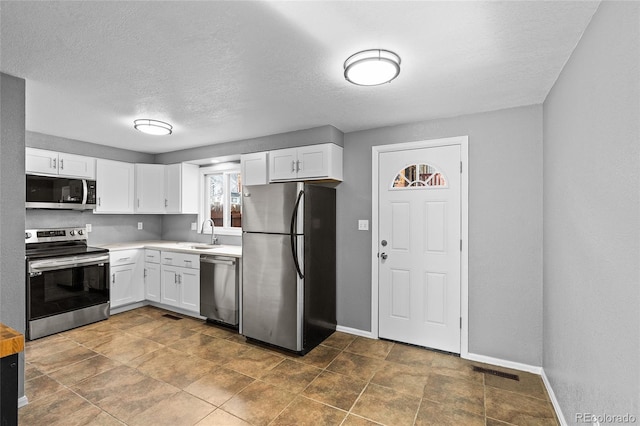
[200,256,236,266]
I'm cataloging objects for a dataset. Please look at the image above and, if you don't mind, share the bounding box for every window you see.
[391,163,447,189]
[200,164,242,235]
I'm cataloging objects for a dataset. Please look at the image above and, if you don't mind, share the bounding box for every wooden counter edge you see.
[0,323,24,358]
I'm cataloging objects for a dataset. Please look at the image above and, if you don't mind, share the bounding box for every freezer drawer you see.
[200,255,239,326]
[242,232,302,351]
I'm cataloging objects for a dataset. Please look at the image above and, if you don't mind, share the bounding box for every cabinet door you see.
[179,268,200,313]
[25,148,59,175]
[241,152,269,185]
[95,159,135,213]
[269,148,298,181]
[145,262,161,303]
[111,265,135,308]
[296,144,330,179]
[58,153,95,179]
[164,164,181,213]
[161,267,180,307]
[136,164,166,213]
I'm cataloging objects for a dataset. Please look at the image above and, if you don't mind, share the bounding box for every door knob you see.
[380,252,388,260]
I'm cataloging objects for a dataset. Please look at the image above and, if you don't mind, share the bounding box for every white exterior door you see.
[378,144,461,353]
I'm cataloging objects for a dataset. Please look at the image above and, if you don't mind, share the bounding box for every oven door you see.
[27,253,110,322]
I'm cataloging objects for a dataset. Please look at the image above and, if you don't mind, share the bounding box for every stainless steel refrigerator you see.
[242,182,336,354]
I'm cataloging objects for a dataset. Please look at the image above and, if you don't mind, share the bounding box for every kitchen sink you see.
[188,244,221,250]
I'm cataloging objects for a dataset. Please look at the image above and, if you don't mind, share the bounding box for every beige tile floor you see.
[20,306,559,425]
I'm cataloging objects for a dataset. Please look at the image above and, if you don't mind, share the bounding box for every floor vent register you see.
[472,366,520,381]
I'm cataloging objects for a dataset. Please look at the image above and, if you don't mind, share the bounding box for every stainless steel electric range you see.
[25,227,110,340]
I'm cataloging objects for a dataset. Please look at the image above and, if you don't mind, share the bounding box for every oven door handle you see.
[28,254,110,273]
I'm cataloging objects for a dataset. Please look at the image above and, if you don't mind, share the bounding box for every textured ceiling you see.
[0,1,599,154]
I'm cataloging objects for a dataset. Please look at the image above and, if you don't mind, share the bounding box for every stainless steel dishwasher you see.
[200,255,239,327]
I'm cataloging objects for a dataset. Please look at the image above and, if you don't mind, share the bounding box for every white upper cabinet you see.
[26,147,95,179]
[165,163,199,214]
[135,164,166,213]
[269,143,343,182]
[241,152,269,186]
[95,159,135,213]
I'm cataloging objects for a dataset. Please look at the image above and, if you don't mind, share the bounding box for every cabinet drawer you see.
[144,249,160,264]
[161,251,199,269]
[109,249,139,266]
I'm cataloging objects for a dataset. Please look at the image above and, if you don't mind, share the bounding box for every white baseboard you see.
[541,368,568,426]
[463,352,542,374]
[335,325,375,339]
[18,395,28,408]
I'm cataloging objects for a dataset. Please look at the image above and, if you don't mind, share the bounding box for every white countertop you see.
[97,240,242,257]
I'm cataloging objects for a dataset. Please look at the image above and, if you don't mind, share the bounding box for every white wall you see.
[543,1,640,421]
[339,105,544,366]
[0,72,26,400]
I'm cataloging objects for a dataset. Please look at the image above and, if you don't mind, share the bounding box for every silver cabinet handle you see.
[118,257,130,262]
[144,268,147,278]
[98,197,101,206]
[291,160,296,173]
[60,159,64,170]
[52,158,57,170]
[112,273,116,283]
[174,274,177,284]
[296,160,301,172]
[165,199,168,207]
[137,199,140,208]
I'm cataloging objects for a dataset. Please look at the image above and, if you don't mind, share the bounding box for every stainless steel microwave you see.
[26,174,97,210]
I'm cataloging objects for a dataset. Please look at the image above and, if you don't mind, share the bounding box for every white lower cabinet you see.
[109,250,143,309]
[160,251,200,314]
[144,250,161,303]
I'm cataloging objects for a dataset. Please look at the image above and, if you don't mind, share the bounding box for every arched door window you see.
[391,163,447,189]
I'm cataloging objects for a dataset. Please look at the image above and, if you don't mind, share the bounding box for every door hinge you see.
[460,317,462,329]
[460,161,462,173]
[460,239,462,251]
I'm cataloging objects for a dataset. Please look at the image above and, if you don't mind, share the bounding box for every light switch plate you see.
[191,222,197,231]
[358,220,369,231]
[137,222,143,230]
[85,224,92,232]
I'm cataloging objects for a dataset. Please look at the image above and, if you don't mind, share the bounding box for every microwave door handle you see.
[82,180,88,205]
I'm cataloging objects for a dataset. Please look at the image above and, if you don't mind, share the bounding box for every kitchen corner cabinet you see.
[109,250,144,309]
[95,159,135,213]
[26,147,95,179]
[160,251,200,313]
[165,163,199,214]
[135,164,166,213]
[269,143,343,182]
[241,152,269,185]
[144,250,161,302]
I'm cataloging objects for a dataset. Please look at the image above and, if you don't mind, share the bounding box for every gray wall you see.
[0,72,26,399]
[543,1,639,421]
[25,132,161,245]
[27,131,154,163]
[339,105,544,366]
[155,125,343,164]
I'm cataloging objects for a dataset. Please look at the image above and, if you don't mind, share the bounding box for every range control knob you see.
[69,230,76,236]
[78,229,84,235]
[25,232,32,239]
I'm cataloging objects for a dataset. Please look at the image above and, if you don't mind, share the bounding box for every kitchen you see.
[1,1,638,425]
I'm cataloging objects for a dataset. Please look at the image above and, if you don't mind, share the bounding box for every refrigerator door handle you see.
[290,189,305,279]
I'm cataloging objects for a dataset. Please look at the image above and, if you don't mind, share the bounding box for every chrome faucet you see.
[201,219,219,245]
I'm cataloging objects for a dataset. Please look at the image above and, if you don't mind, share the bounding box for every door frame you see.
[371,135,469,357]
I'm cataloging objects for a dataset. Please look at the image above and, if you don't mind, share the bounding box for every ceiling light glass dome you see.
[344,49,401,86]
[133,119,173,136]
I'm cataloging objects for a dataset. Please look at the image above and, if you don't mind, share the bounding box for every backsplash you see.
[25,210,162,245]
[162,214,242,246]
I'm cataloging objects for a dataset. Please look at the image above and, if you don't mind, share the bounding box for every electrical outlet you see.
[137,222,143,230]
[85,224,92,232]
[358,220,369,231]
[191,222,197,231]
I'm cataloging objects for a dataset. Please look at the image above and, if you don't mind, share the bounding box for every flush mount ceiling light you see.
[343,49,401,86]
[133,119,173,136]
